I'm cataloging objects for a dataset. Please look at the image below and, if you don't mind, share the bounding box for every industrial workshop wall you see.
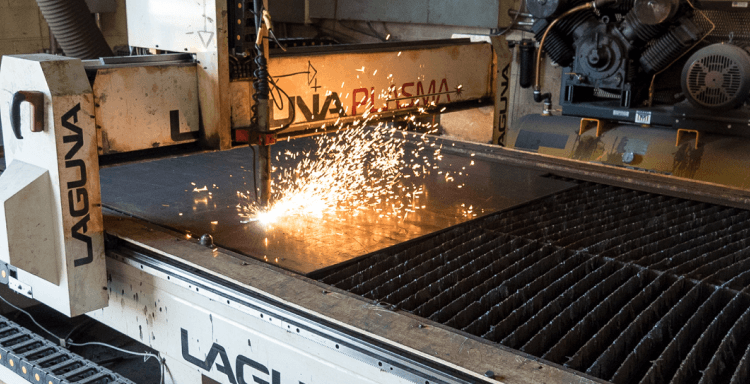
[0,0,128,57]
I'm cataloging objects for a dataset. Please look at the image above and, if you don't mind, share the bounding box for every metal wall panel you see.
[84,0,117,13]
[336,0,430,24]
[308,0,336,19]
[268,0,306,23]
[428,0,500,28]
[309,0,500,28]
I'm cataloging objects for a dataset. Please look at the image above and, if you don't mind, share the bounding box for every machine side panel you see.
[93,65,200,155]
[97,214,602,384]
[0,55,107,317]
[94,256,419,384]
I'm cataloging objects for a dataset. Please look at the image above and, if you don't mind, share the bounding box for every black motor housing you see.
[681,43,750,110]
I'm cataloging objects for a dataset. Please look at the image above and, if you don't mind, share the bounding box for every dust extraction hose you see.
[35,0,113,59]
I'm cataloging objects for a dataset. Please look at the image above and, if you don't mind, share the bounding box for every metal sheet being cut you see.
[100,134,576,274]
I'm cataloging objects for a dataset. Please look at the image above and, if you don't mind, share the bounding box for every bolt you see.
[200,234,214,247]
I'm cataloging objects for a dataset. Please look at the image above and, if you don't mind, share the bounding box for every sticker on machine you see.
[732,1,748,7]
[635,110,652,124]
[612,110,629,117]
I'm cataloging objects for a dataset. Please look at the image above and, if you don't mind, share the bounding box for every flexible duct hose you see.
[35,0,112,59]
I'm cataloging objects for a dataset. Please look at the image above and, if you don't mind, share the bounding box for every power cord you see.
[0,293,165,384]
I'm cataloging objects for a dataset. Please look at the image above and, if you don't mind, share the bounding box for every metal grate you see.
[315,181,750,384]
[699,10,750,44]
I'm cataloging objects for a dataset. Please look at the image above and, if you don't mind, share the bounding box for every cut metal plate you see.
[100,135,575,274]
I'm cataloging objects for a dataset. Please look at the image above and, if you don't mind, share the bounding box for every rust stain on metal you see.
[572,135,604,161]
[672,142,704,179]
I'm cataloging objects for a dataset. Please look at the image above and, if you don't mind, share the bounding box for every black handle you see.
[9,91,45,140]
[10,92,27,140]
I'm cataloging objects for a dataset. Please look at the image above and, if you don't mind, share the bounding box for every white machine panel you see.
[93,65,201,154]
[126,0,219,52]
[0,54,108,317]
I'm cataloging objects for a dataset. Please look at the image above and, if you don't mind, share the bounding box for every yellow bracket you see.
[579,118,604,137]
[676,129,700,149]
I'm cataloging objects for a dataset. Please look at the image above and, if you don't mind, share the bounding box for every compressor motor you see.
[525,0,750,133]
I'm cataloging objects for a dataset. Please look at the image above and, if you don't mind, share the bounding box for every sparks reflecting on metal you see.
[238,118,441,226]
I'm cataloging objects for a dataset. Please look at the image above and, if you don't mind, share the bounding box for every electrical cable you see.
[268,29,288,51]
[0,293,60,341]
[0,293,165,384]
[271,71,310,79]
[267,75,297,132]
[63,317,95,341]
[66,340,163,384]
[366,21,387,41]
[337,20,385,41]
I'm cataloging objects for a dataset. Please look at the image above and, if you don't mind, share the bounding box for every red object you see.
[234,129,250,143]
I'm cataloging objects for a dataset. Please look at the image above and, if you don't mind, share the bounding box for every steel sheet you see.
[100,135,575,274]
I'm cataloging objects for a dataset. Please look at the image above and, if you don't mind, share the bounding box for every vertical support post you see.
[196,0,232,150]
[490,0,517,146]
[491,34,513,146]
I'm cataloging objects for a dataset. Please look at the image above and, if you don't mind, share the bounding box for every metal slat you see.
[541,269,657,365]
[609,282,712,384]
[674,292,750,384]
[507,190,649,240]
[666,225,750,279]
[603,205,726,264]
[383,232,501,308]
[564,273,676,372]
[492,260,621,348]
[582,200,699,255]
[637,288,736,384]
[366,230,492,301]
[392,235,511,312]
[516,264,635,356]
[411,236,532,319]
[429,240,550,325]
[314,179,750,384]
[443,245,570,330]
[465,254,598,341]
[355,228,486,298]
[485,185,636,238]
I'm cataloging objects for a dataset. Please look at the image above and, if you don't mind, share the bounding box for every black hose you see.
[35,0,113,59]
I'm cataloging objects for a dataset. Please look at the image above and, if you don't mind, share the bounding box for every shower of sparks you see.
[237,113,442,226]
